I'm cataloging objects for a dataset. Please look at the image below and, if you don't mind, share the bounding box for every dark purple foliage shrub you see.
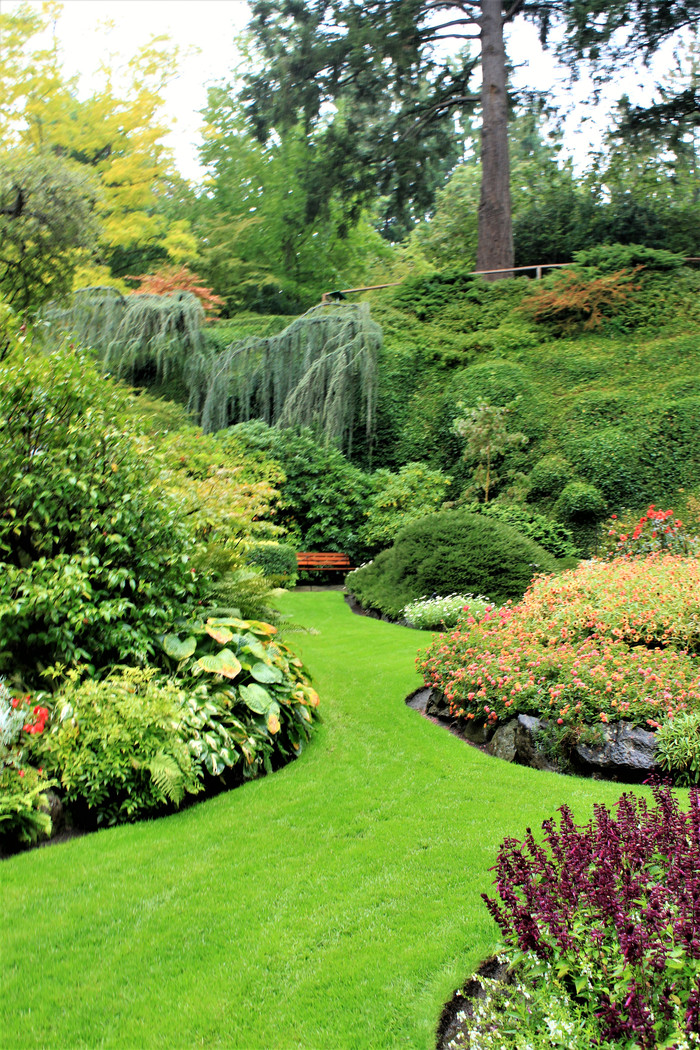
[483,784,700,1048]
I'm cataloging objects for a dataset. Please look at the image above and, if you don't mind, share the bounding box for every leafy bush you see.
[0,339,200,678]
[554,481,607,524]
[245,541,298,587]
[161,615,320,774]
[525,454,573,501]
[464,501,580,559]
[656,712,700,786]
[483,785,700,1049]
[401,593,493,631]
[225,422,373,560]
[32,669,202,827]
[359,461,452,554]
[417,555,700,734]
[572,242,685,274]
[346,509,556,619]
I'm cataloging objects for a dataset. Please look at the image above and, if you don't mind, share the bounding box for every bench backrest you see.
[296,552,354,570]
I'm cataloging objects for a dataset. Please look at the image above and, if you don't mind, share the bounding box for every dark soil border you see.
[435,955,512,1050]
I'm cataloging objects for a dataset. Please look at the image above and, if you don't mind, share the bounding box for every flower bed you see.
[417,555,700,773]
[467,785,700,1049]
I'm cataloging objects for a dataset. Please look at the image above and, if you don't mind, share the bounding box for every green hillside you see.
[206,251,700,550]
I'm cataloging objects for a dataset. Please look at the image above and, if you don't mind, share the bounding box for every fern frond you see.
[146,751,186,806]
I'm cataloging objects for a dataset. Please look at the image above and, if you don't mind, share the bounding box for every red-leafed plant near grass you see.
[483,784,700,1048]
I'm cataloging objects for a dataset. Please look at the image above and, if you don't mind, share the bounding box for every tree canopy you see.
[238,0,700,275]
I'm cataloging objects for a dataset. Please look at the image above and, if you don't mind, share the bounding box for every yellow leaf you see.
[267,713,281,734]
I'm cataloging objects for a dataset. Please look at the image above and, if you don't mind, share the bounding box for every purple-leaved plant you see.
[483,784,700,1048]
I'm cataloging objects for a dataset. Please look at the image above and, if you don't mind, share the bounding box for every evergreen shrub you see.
[525,454,573,501]
[554,481,607,524]
[346,509,556,619]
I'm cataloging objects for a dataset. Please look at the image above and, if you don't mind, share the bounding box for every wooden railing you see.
[321,258,700,303]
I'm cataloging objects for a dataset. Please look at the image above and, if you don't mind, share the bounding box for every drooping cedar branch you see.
[187,302,382,455]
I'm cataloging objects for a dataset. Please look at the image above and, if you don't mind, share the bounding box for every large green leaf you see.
[250,661,284,684]
[163,633,197,660]
[205,624,234,645]
[240,683,273,714]
[197,649,242,680]
[241,636,268,660]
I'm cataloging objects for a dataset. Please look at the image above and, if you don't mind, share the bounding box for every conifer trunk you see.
[476,0,514,280]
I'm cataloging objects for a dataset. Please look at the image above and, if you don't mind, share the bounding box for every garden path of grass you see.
[2,592,645,1049]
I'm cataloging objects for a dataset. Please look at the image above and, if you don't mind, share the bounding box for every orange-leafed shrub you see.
[128,265,224,318]
[520,267,641,333]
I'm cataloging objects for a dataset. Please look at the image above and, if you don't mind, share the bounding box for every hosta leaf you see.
[246,620,277,636]
[297,705,312,723]
[207,617,248,629]
[304,688,320,709]
[205,625,234,644]
[163,633,196,660]
[197,649,242,680]
[241,637,267,660]
[240,683,272,714]
[250,661,284,684]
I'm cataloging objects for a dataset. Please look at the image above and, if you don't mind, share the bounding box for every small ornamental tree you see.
[127,264,225,318]
[453,399,527,503]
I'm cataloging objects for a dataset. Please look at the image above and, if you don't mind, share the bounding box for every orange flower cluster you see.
[417,555,700,731]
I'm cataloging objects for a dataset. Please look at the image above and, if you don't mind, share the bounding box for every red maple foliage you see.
[128,265,224,318]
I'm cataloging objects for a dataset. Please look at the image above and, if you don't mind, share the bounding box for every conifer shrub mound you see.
[346,510,557,620]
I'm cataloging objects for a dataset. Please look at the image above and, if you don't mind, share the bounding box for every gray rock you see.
[486,720,518,762]
[575,721,657,777]
[514,715,561,772]
[425,688,451,719]
[40,790,65,836]
[461,720,492,745]
[405,687,430,713]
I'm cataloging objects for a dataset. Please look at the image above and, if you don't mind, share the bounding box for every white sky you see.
[0,0,684,182]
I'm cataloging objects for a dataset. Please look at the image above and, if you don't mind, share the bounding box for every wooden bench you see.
[296,552,355,573]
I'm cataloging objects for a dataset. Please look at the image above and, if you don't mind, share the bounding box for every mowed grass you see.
[2,592,649,1049]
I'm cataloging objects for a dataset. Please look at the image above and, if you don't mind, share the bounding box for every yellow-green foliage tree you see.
[0,1,197,293]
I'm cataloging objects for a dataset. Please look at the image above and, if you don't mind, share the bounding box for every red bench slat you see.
[296,552,355,570]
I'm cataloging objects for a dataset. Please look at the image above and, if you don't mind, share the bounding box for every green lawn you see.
[2,592,645,1049]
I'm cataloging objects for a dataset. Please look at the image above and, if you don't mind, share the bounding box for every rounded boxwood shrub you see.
[554,481,607,524]
[346,509,557,619]
[526,454,573,501]
[245,541,298,587]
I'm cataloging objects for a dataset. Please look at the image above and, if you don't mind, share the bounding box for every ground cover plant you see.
[402,593,494,631]
[417,554,700,769]
[467,784,700,1049]
[1,591,640,1049]
[347,508,557,619]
